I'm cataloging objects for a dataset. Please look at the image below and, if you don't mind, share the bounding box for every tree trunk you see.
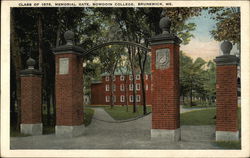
[128,46,137,113]
[46,92,51,125]
[124,74,129,112]
[38,11,43,71]
[190,90,193,106]
[110,75,114,109]
[138,49,147,115]
[11,9,22,131]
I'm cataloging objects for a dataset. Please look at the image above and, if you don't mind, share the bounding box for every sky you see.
[180,10,238,61]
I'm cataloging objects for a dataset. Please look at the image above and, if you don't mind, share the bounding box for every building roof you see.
[91,80,102,84]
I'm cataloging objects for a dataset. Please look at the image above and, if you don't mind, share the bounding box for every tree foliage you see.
[208,7,240,45]
[180,52,216,106]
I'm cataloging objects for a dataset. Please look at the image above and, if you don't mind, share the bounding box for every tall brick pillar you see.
[149,14,181,141]
[53,31,85,137]
[214,41,239,141]
[20,57,42,135]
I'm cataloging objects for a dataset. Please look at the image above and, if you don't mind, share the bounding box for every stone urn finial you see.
[159,11,171,34]
[64,30,75,46]
[221,40,233,55]
[26,56,36,69]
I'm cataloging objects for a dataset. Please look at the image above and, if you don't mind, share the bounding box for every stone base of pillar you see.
[55,124,85,137]
[151,128,181,141]
[20,123,43,135]
[216,131,239,141]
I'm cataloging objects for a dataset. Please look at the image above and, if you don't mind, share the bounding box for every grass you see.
[104,105,152,120]
[180,108,216,125]
[10,126,30,137]
[10,108,95,137]
[214,141,241,149]
[84,108,95,126]
[183,105,216,108]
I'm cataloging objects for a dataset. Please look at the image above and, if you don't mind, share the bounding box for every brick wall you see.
[216,65,238,132]
[90,74,152,106]
[151,44,180,130]
[55,53,84,126]
[21,76,42,124]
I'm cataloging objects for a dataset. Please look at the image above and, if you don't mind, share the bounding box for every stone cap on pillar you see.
[214,41,239,66]
[53,30,85,56]
[20,56,42,77]
[148,12,182,46]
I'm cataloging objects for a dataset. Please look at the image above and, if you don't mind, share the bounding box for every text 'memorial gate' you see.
[20,14,239,142]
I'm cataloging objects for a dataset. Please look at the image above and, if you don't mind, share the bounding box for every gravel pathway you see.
[10,107,220,149]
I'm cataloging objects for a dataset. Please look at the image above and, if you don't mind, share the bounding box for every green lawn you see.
[10,126,30,137]
[104,105,152,120]
[180,108,241,126]
[10,107,95,137]
[214,141,241,149]
[180,108,216,125]
[84,108,95,126]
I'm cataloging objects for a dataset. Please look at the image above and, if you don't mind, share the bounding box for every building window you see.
[136,84,140,91]
[145,74,148,80]
[112,85,116,91]
[129,95,134,102]
[120,84,124,91]
[105,96,110,102]
[112,76,116,81]
[146,84,148,91]
[120,75,125,81]
[129,84,133,91]
[105,76,109,81]
[129,75,133,80]
[105,85,109,91]
[136,95,140,102]
[120,95,125,102]
[136,75,140,80]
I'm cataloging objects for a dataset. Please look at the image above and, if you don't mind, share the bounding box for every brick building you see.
[91,73,152,106]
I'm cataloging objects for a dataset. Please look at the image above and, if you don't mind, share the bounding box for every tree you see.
[99,46,122,108]
[203,61,216,105]
[208,7,240,45]
[10,7,99,129]
[180,52,208,106]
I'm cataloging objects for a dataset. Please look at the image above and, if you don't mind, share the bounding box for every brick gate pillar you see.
[53,31,85,137]
[214,41,239,141]
[20,57,42,135]
[149,15,181,141]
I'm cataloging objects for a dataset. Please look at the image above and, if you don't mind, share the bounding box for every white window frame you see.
[136,95,140,102]
[105,76,109,81]
[120,95,125,102]
[120,75,125,81]
[129,84,133,91]
[146,84,148,91]
[136,75,140,80]
[112,76,116,81]
[112,85,116,91]
[136,84,140,91]
[105,96,110,102]
[120,84,124,91]
[145,74,148,80]
[129,95,134,102]
[105,85,110,91]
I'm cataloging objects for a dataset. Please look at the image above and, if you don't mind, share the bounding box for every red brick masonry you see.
[151,44,180,130]
[21,76,42,124]
[55,53,84,126]
[216,65,238,132]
